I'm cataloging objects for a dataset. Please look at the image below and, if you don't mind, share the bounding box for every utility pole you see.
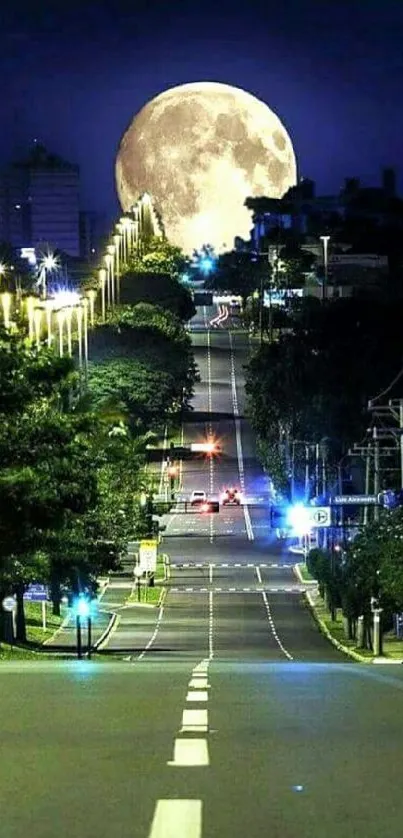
[315,444,320,496]
[364,445,371,526]
[373,427,380,521]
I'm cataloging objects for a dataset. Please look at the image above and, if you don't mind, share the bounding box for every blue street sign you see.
[331,495,378,505]
[23,584,48,602]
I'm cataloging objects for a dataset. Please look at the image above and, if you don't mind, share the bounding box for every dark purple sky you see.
[0,0,402,223]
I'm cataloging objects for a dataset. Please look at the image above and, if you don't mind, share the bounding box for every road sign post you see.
[2,596,17,642]
[134,564,143,601]
[139,539,158,588]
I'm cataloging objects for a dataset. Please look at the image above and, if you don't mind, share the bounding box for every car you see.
[190,490,207,506]
[221,487,241,506]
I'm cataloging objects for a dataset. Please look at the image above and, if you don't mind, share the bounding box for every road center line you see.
[186,690,208,702]
[148,800,202,838]
[189,677,208,688]
[167,739,209,767]
[255,566,263,584]
[181,709,208,732]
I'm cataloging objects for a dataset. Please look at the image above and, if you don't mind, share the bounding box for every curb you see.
[293,563,318,586]
[94,612,119,651]
[305,590,371,663]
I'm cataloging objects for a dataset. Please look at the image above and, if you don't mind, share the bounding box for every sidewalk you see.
[294,563,403,664]
[44,580,115,653]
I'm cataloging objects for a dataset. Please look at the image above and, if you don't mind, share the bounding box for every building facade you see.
[0,143,80,256]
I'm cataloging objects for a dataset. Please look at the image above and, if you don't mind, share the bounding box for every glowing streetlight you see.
[98,267,107,321]
[113,233,121,275]
[56,309,65,356]
[106,244,116,305]
[44,298,55,347]
[34,307,43,349]
[25,296,37,341]
[76,303,83,369]
[113,233,122,304]
[86,289,97,327]
[104,253,113,308]
[37,251,60,299]
[51,290,81,357]
[1,292,12,329]
[82,298,89,381]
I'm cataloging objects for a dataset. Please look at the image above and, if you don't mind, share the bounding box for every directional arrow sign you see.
[308,507,331,527]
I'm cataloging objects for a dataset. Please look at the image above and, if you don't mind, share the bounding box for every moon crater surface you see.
[116,81,297,253]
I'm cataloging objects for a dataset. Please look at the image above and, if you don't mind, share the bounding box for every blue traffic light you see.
[200,257,214,274]
[287,503,312,535]
[74,595,91,619]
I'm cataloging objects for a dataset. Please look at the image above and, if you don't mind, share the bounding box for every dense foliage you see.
[308,509,403,648]
[245,297,403,490]
[0,233,197,646]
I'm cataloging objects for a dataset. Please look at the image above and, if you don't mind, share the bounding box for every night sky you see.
[0,0,402,224]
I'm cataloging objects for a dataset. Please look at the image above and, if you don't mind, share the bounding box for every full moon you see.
[115,81,297,254]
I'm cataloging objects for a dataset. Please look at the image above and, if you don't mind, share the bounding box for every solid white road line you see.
[168,739,209,767]
[209,563,213,584]
[149,800,202,838]
[255,566,263,585]
[181,709,208,732]
[186,690,208,702]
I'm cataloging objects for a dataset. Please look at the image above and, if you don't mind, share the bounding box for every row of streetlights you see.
[0,193,161,377]
[98,192,162,320]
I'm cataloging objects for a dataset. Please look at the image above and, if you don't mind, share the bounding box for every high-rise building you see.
[0,142,80,256]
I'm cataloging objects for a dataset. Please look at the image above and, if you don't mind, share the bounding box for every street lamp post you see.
[98,267,107,321]
[1,292,12,329]
[34,307,43,349]
[104,254,113,308]
[56,309,65,357]
[106,245,116,305]
[320,235,330,302]
[25,296,36,341]
[86,289,96,328]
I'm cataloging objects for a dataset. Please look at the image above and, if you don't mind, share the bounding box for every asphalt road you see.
[3,306,403,838]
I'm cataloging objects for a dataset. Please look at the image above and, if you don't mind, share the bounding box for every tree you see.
[205,250,270,308]
[119,270,195,321]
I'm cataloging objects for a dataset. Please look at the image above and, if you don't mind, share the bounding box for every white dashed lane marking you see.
[148,800,202,838]
[168,739,209,767]
[180,708,208,733]
[186,690,208,702]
